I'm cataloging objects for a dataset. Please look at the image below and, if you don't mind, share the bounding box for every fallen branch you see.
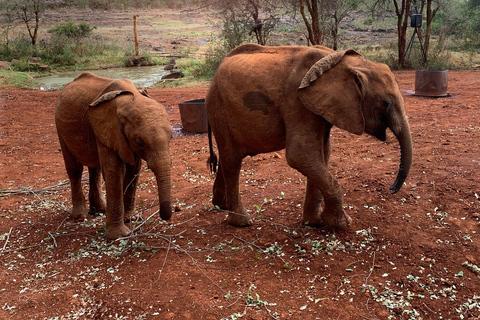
[364,250,377,287]
[1,227,13,251]
[0,177,87,197]
[0,244,42,256]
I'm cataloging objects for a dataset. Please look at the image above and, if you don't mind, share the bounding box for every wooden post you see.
[133,15,139,56]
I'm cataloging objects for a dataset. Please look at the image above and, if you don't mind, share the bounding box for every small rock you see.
[466,254,477,263]
[162,71,184,80]
[65,289,75,299]
[0,61,10,69]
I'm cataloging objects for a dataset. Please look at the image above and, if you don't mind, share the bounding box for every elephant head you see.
[88,80,173,220]
[298,50,412,193]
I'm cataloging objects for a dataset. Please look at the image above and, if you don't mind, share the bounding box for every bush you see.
[189,44,228,79]
[48,21,96,39]
[0,36,35,62]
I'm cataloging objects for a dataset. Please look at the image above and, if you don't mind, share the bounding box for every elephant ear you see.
[88,87,136,166]
[298,49,366,135]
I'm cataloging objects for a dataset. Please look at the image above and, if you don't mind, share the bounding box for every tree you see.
[212,0,281,50]
[298,0,322,45]
[323,0,357,50]
[0,0,17,54]
[2,0,59,47]
[17,0,42,46]
[296,0,356,49]
[392,0,412,67]
[412,0,448,58]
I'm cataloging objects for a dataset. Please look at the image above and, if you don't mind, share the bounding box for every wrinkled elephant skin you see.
[206,44,412,228]
[55,72,173,240]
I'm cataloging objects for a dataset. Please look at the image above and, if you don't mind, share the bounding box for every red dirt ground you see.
[1,71,479,319]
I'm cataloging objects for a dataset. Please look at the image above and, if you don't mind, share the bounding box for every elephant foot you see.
[71,207,88,221]
[212,195,227,210]
[226,211,253,227]
[302,215,324,227]
[88,201,106,216]
[321,209,352,228]
[88,205,106,216]
[105,223,130,240]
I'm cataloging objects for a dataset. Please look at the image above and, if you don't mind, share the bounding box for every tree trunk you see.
[299,0,322,45]
[393,0,412,67]
[424,0,440,58]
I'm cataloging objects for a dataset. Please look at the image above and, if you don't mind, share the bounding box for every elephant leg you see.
[303,131,331,224]
[59,138,87,220]
[286,123,351,228]
[212,160,227,209]
[316,130,352,226]
[123,159,142,222]
[98,144,130,239]
[302,179,324,225]
[217,150,252,227]
[88,167,106,215]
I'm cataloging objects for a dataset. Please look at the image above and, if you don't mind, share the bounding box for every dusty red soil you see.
[0,71,479,319]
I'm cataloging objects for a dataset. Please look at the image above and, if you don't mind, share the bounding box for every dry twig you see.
[1,227,13,251]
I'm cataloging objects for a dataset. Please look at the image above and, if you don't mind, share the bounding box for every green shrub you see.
[0,36,35,62]
[189,44,228,79]
[49,21,96,39]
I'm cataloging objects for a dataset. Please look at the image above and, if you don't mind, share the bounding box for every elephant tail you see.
[207,123,218,174]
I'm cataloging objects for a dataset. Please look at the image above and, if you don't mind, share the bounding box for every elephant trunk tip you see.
[159,201,172,220]
[389,170,409,194]
[389,183,402,194]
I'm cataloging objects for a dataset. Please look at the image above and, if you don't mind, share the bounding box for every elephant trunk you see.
[388,110,413,193]
[148,153,172,220]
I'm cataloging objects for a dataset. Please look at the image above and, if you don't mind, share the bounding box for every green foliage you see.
[0,19,128,70]
[188,43,228,79]
[0,36,35,62]
[0,69,33,87]
[431,0,480,51]
[122,48,156,67]
[48,21,96,39]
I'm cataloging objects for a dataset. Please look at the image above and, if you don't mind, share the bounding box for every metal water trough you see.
[415,69,449,97]
[178,98,208,133]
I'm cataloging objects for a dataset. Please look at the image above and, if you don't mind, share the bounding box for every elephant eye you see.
[135,138,145,149]
[383,100,392,112]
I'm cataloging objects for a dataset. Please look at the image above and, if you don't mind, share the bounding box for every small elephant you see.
[55,72,173,239]
[206,44,412,228]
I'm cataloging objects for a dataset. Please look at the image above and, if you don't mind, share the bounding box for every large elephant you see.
[206,44,412,228]
[55,72,173,239]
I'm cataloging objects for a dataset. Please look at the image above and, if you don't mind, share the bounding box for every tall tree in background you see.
[0,0,17,53]
[393,0,412,67]
[298,0,322,45]
[17,0,42,45]
[323,0,357,50]
[213,0,280,50]
[297,0,356,49]
[4,0,58,46]
[413,0,447,58]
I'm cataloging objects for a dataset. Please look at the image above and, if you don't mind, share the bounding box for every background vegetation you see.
[0,0,479,87]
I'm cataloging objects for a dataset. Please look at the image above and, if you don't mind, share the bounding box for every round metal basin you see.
[414,69,449,97]
[178,98,207,134]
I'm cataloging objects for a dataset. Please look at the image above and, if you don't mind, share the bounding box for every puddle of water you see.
[33,65,169,90]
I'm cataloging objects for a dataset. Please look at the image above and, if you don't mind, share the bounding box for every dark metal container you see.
[178,98,208,133]
[414,70,448,97]
[411,14,422,28]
